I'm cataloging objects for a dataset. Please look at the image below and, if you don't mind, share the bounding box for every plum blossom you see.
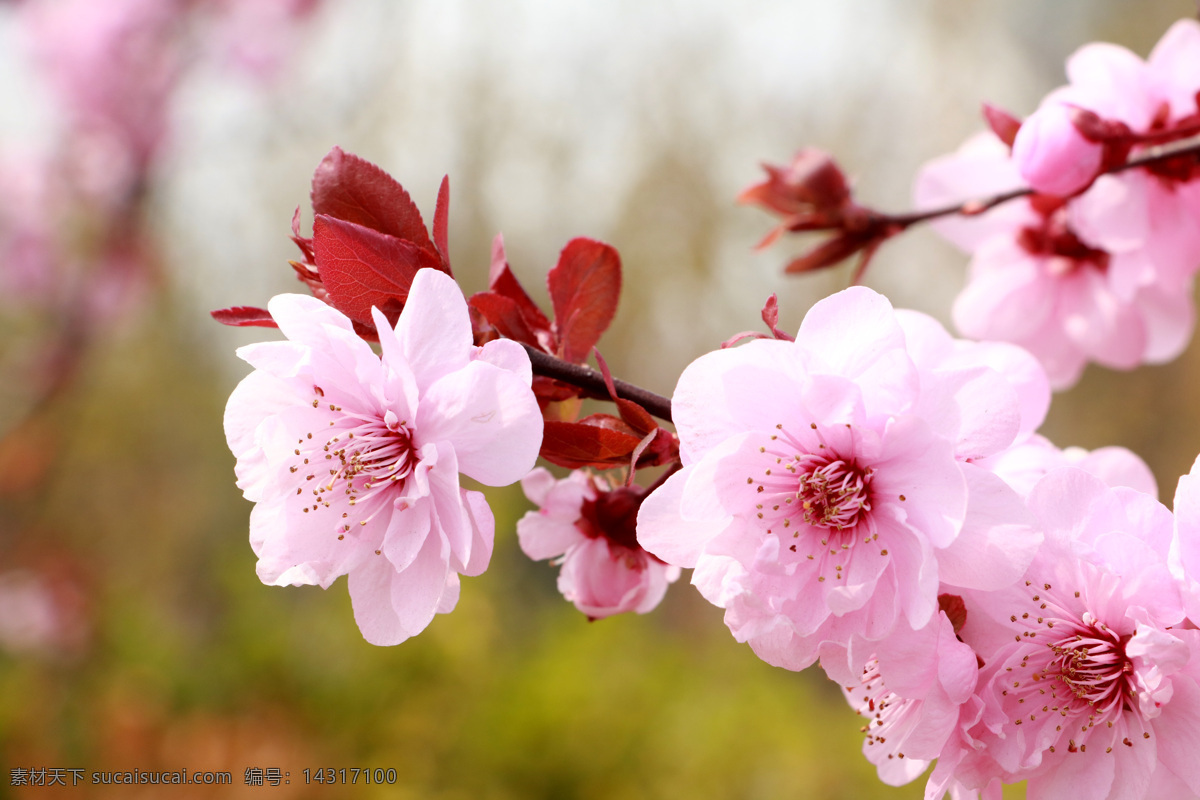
[1012,103,1104,197]
[225,269,543,645]
[946,468,1200,800]
[637,286,1040,671]
[917,20,1200,389]
[518,468,680,620]
[979,433,1158,499]
[916,132,1195,389]
[821,610,979,788]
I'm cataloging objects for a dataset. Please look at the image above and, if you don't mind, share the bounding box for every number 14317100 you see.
[303,768,397,785]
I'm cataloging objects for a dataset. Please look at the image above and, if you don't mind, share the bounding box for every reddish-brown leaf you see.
[313,214,441,327]
[547,238,621,364]
[540,418,643,469]
[783,232,873,274]
[310,147,434,251]
[432,175,451,273]
[468,292,543,347]
[211,306,279,328]
[982,103,1022,148]
[488,235,551,330]
[290,206,314,263]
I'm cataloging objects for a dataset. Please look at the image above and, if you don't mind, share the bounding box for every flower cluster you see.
[217,15,1200,798]
[634,285,1200,798]
[916,20,1200,389]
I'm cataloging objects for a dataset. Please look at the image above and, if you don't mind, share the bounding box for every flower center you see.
[742,422,882,582]
[793,453,872,529]
[289,386,417,535]
[1001,577,1150,755]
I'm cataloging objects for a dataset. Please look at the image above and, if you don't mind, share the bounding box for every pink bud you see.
[1012,103,1104,196]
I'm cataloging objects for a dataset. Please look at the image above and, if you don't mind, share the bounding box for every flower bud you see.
[1012,103,1104,196]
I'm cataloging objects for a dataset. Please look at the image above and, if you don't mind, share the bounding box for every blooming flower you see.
[636,287,1039,671]
[947,468,1200,800]
[518,468,680,619]
[822,610,979,788]
[225,269,543,645]
[917,20,1200,389]
[916,132,1195,389]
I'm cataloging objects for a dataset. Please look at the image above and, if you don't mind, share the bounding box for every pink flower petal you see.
[417,360,543,487]
[395,269,473,390]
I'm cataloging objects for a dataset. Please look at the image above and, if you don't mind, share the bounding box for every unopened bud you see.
[1012,103,1104,196]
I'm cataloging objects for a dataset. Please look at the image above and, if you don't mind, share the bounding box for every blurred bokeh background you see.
[1,1,1198,797]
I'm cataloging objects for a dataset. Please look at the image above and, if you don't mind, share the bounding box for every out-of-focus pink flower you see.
[0,150,59,304]
[637,287,1039,671]
[518,468,681,620]
[822,611,978,788]
[916,132,1196,389]
[204,0,321,78]
[1012,103,1104,196]
[949,468,1200,799]
[19,0,184,169]
[225,269,543,645]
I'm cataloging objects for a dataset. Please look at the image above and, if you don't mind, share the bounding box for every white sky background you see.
[0,0,1193,393]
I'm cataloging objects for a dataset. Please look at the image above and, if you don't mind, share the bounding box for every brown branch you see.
[881,133,1200,230]
[520,343,673,424]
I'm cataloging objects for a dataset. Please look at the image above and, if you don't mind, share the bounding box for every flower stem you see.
[520,343,674,423]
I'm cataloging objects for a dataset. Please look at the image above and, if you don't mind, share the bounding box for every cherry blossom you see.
[916,132,1195,389]
[518,468,680,620]
[822,610,979,788]
[1012,103,1104,197]
[948,468,1200,800]
[224,269,543,645]
[637,286,1039,671]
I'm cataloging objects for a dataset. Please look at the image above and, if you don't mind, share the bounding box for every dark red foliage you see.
[210,306,278,328]
[278,147,454,335]
[547,238,621,364]
[741,150,906,280]
[982,103,1022,148]
[312,214,442,328]
[469,234,621,365]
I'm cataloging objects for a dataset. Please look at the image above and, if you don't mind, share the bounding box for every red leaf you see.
[982,103,1022,148]
[290,206,314,263]
[313,214,441,327]
[211,306,279,328]
[310,147,434,251]
[468,292,543,347]
[539,419,643,469]
[547,238,621,364]
[783,232,873,274]
[432,175,451,273]
[485,234,551,336]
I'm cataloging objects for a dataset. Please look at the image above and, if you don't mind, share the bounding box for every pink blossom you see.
[19,0,184,168]
[225,269,543,645]
[203,0,322,79]
[636,287,1039,671]
[915,132,1195,389]
[1012,103,1104,196]
[979,433,1158,499]
[821,611,978,788]
[1170,454,1200,624]
[948,468,1200,799]
[518,468,680,619]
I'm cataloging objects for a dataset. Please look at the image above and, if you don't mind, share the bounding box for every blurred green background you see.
[2,1,1198,798]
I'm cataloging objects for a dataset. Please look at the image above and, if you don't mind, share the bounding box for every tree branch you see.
[520,343,674,424]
